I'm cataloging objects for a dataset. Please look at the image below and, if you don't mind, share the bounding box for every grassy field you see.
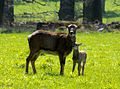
[0,31,120,89]
[14,0,60,22]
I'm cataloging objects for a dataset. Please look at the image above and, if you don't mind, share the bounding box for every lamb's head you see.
[73,43,82,50]
[67,24,78,46]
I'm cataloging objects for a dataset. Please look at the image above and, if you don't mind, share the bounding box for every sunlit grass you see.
[0,31,120,89]
[14,0,60,22]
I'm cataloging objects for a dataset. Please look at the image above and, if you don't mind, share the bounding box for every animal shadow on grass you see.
[45,72,60,76]
[104,11,120,18]
[0,27,34,33]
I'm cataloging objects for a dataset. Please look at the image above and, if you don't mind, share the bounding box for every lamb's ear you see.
[77,43,82,46]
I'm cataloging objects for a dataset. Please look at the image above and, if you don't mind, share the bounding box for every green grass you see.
[0,31,120,89]
[14,0,60,22]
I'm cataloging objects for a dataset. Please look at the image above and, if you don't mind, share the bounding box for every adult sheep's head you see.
[67,24,78,46]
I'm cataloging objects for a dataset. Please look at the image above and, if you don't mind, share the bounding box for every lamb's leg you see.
[82,62,85,75]
[59,54,66,75]
[72,61,76,73]
[31,52,40,74]
[78,61,81,76]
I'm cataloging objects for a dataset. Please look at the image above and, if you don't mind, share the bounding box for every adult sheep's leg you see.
[59,54,66,75]
[25,51,35,74]
[31,52,40,74]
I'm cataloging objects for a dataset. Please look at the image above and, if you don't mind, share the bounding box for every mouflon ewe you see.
[25,24,78,75]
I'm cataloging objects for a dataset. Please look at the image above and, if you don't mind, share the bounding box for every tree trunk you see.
[101,0,105,13]
[3,0,14,26]
[0,0,4,25]
[83,0,102,23]
[59,0,75,21]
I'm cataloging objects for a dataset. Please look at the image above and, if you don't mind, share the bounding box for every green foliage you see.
[0,31,120,89]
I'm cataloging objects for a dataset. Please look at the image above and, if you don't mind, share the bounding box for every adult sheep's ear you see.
[74,24,78,28]
[67,24,78,28]
[77,24,81,29]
